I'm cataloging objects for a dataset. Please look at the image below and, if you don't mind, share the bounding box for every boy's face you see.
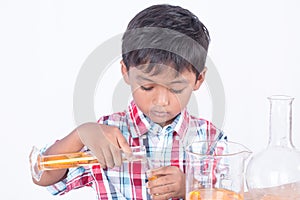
[121,61,206,127]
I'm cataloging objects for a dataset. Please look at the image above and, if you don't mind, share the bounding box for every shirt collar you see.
[126,101,190,139]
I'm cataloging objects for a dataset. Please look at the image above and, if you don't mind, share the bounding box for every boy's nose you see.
[153,87,169,106]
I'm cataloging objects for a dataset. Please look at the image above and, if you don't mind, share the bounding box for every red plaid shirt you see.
[46,101,225,199]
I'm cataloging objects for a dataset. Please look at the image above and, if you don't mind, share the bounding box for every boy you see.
[32,4,226,200]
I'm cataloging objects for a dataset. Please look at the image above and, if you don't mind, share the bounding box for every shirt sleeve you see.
[46,166,92,195]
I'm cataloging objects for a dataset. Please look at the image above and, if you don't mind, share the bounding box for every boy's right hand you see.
[77,122,131,169]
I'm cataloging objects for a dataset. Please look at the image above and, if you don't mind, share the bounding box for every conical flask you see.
[245,95,300,199]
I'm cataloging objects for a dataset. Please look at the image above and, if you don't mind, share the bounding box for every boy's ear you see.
[121,60,130,84]
[193,67,207,91]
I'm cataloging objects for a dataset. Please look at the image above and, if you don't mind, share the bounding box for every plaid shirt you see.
[46,101,226,199]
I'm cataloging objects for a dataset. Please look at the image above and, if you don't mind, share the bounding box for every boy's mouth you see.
[150,110,170,118]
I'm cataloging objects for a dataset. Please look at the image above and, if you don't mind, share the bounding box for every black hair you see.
[122,4,210,79]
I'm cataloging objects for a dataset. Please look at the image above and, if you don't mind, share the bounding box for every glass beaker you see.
[186,140,251,200]
[245,95,300,199]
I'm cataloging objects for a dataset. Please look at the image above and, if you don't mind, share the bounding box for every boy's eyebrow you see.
[170,79,188,84]
[136,75,154,82]
[136,75,188,84]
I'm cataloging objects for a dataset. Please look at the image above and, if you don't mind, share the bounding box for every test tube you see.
[29,145,147,181]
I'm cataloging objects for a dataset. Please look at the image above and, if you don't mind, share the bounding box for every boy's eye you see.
[140,86,153,91]
[169,88,184,94]
[140,85,184,93]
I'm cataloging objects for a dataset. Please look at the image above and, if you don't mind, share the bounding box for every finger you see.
[149,166,175,177]
[149,182,176,195]
[146,167,164,181]
[110,144,122,167]
[116,132,131,155]
[92,149,107,169]
[102,147,114,168]
[147,175,173,188]
[150,191,174,200]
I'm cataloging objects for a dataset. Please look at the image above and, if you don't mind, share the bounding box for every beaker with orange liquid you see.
[186,140,251,200]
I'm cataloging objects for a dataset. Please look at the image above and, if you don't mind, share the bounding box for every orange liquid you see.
[189,188,243,200]
[37,151,146,170]
[148,175,160,181]
[38,152,99,170]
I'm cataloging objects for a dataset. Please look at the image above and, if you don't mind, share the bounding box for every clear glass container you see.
[29,145,147,181]
[245,95,300,199]
[186,140,251,200]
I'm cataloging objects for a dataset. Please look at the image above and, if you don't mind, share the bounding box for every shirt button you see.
[166,126,172,132]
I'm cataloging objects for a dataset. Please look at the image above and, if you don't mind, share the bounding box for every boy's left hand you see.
[146,166,185,200]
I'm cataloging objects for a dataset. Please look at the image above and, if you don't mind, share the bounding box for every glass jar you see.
[186,140,251,200]
[245,95,300,199]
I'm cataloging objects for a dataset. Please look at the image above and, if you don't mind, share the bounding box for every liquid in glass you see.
[189,188,243,200]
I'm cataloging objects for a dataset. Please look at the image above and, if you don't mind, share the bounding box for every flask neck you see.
[268,95,295,148]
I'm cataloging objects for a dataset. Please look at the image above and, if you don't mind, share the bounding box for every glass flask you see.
[186,140,251,200]
[245,95,300,199]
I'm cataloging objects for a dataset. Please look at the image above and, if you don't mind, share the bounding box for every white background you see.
[1,0,300,199]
